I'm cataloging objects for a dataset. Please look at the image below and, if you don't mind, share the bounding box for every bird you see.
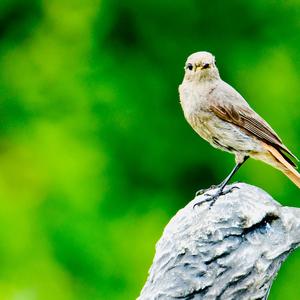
[179,51,300,206]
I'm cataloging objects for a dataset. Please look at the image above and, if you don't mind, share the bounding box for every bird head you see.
[184,51,219,81]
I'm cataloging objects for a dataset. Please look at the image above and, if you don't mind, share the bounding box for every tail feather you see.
[263,143,300,188]
[283,169,300,188]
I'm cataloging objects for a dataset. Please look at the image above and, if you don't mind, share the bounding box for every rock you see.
[138,183,300,300]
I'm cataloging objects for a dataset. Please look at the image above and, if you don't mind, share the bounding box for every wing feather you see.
[210,103,298,166]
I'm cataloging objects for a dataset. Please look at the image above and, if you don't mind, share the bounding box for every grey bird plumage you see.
[179,51,300,202]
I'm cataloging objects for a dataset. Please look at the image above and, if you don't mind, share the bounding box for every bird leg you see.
[194,156,249,208]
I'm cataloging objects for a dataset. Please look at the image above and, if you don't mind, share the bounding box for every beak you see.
[195,63,210,71]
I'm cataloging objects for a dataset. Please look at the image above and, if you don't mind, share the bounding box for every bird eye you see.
[202,63,210,69]
[186,63,193,71]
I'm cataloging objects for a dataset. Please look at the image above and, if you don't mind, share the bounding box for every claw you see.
[193,185,239,209]
[195,184,219,197]
[193,194,218,209]
[195,189,205,197]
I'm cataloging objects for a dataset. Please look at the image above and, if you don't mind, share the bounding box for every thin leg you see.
[196,156,249,196]
[218,156,249,193]
[194,156,249,208]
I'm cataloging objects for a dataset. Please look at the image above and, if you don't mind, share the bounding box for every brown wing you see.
[210,103,298,166]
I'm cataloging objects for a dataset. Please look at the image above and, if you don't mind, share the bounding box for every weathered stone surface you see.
[138,183,300,300]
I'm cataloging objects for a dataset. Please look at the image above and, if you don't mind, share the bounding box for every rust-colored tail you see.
[263,143,300,188]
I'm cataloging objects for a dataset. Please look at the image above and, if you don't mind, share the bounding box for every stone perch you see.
[138,183,300,300]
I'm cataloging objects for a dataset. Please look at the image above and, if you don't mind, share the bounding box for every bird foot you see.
[195,181,241,197]
[195,184,220,197]
[193,186,239,209]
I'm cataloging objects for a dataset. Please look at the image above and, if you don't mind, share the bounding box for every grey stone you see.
[138,183,300,300]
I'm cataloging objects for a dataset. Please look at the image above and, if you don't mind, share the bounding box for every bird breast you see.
[179,82,213,141]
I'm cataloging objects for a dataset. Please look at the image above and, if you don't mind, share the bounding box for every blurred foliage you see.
[0,0,299,299]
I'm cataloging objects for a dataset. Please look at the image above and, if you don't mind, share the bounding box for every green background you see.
[0,0,299,299]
